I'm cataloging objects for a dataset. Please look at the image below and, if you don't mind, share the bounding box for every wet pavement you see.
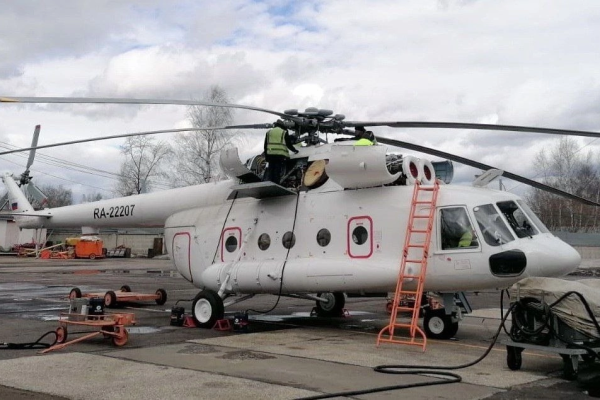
[0,257,598,399]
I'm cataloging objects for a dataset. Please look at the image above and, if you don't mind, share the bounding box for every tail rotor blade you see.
[25,125,41,171]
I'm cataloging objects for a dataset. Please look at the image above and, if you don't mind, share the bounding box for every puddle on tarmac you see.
[127,326,161,334]
[250,310,374,322]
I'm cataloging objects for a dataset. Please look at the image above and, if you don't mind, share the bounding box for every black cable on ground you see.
[296,302,519,400]
[0,330,58,350]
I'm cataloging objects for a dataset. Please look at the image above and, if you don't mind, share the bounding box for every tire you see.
[507,346,522,371]
[69,287,82,299]
[55,326,68,344]
[423,308,459,340]
[315,292,346,317]
[155,289,167,305]
[104,291,117,308]
[192,290,224,328]
[112,327,129,347]
[120,285,131,292]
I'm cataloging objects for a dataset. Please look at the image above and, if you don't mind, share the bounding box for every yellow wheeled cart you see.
[41,312,136,354]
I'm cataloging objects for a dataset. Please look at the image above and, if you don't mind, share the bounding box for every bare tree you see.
[81,192,104,203]
[116,136,171,196]
[528,137,600,232]
[171,86,239,186]
[40,184,72,208]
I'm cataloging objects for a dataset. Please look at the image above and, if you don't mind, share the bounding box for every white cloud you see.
[1,0,600,203]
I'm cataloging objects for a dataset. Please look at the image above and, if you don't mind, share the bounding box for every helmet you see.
[365,131,375,142]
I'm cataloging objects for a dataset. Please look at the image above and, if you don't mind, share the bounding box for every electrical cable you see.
[246,189,301,314]
[297,302,520,400]
[0,330,58,350]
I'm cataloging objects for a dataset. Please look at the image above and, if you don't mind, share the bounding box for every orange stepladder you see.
[377,180,439,351]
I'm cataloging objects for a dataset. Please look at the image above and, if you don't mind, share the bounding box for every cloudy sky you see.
[1,0,600,203]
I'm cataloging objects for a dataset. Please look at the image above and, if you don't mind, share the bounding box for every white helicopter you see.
[0,96,596,340]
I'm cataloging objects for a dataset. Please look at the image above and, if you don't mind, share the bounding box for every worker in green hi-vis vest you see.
[263,120,299,185]
[353,126,376,146]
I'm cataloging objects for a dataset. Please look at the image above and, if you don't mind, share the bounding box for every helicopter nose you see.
[527,236,581,277]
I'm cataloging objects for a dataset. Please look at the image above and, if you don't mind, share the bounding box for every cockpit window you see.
[439,207,479,250]
[473,204,515,246]
[497,201,538,238]
[517,200,550,234]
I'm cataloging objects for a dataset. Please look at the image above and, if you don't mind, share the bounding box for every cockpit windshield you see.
[517,200,550,234]
[497,200,538,238]
[473,204,515,246]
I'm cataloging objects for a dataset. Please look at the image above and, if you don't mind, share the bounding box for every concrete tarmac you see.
[0,257,597,399]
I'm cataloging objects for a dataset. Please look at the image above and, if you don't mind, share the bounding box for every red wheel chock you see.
[213,319,232,331]
[182,315,197,328]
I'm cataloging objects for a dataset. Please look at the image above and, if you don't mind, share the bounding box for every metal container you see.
[88,297,104,316]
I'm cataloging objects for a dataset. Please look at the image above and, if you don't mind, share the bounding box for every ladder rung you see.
[414,201,433,204]
[412,215,431,218]
[407,244,425,248]
[401,274,423,279]
[399,290,419,295]
[395,306,416,312]
[405,259,424,263]
[409,229,428,233]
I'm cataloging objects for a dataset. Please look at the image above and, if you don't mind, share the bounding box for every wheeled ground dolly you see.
[69,285,167,308]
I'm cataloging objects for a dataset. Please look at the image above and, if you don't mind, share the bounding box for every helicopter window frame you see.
[496,200,539,238]
[438,206,480,251]
[316,229,331,247]
[257,233,271,251]
[282,231,296,249]
[473,204,515,246]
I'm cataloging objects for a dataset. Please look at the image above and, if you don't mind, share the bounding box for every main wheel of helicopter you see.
[192,290,224,328]
[315,292,346,317]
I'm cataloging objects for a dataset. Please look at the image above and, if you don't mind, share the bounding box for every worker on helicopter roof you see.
[354,127,376,146]
[263,119,299,185]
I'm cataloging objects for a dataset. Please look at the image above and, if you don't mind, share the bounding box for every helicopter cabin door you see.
[221,227,242,263]
[172,231,193,282]
[347,216,373,258]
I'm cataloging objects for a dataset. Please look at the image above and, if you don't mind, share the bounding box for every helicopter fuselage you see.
[3,145,581,297]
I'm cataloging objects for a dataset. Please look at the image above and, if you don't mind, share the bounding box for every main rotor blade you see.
[0,96,296,121]
[376,135,600,207]
[347,121,600,138]
[25,125,41,171]
[0,125,244,157]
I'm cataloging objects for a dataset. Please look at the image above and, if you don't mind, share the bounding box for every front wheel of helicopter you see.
[192,290,225,328]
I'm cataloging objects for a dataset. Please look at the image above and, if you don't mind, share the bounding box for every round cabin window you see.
[316,229,331,247]
[258,233,271,251]
[352,226,369,245]
[225,235,238,253]
[282,231,296,249]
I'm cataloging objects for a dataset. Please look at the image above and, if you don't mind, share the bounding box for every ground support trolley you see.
[69,285,167,308]
[41,312,136,354]
[502,339,600,380]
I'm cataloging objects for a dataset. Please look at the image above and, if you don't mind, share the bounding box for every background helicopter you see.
[1,96,599,340]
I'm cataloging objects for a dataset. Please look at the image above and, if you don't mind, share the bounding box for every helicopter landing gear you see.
[423,308,459,339]
[192,290,224,328]
[315,292,346,317]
